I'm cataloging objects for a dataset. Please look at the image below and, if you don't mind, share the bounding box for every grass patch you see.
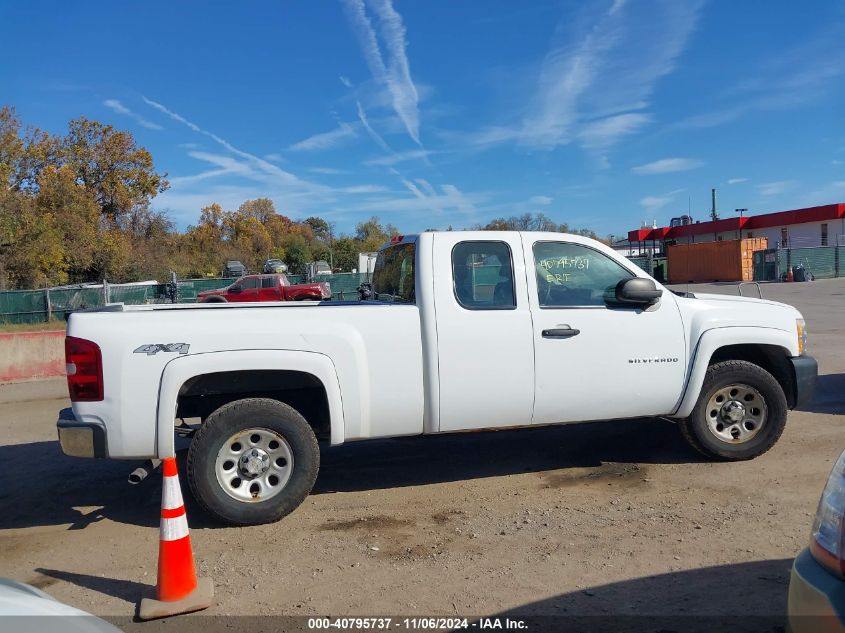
[0,319,66,333]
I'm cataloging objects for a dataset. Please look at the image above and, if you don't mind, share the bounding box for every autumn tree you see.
[0,189,65,287]
[61,117,169,221]
[355,216,398,252]
[35,165,100,280]
[304,216,332,241]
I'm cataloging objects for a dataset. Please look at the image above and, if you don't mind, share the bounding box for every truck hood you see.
[673,291,803,336]
[689,292,794,310]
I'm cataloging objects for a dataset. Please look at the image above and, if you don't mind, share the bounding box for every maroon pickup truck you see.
[197,274,331,303]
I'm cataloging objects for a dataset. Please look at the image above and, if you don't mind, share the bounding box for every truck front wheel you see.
[186,398,320,525]
[679,360,788,461]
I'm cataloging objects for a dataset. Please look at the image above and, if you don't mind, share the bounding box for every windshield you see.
[372,242,416,303]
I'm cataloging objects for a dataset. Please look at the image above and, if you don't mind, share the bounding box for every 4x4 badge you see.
[133,343,190,355]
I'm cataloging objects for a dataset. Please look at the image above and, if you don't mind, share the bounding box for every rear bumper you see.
[57,407,107,458]
[788,548,845,633]
[790,355,818,409]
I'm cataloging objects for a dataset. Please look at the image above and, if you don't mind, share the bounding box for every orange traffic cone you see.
[138,457,214,620]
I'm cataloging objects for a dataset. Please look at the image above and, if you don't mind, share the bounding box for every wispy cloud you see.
[518,0,703,149]
[142,96,310,188]
[339,75,354,88]
[632,157,704,175]
[103,99,163,130]
[264,153,284,162]
[728,177,749,184]
[757,180,796,196]
[342,0,421,145]
[339,184,389,193]
[364,148,440,166]
[639,187,686,210]
[308,167,350,175]
[677,23,845,129]
[356,100,392,152]
[578,113,652,150]
[350,182,480,218]
[141,98,454,227]
[529,195,553,205]
[288,123,358,151]
[640,195,672,210]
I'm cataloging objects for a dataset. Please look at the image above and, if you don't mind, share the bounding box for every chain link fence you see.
[629,245,845,283]
[0,272,373,325]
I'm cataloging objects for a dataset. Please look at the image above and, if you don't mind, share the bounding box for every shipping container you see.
[667,238,768,284]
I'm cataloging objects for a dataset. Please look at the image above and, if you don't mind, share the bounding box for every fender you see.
[155,349,345,458]
[671,326,797,419]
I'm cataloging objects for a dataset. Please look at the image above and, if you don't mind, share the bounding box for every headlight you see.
[811,449,845,578]
[797,318,807,355]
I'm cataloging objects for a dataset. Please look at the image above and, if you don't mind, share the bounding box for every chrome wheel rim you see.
[705,383,767,444]
[215,428,293,503]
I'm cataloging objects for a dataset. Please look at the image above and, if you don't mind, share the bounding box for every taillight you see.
[810,449,845,578]
[65,336,104,402]
[321,282,331,298]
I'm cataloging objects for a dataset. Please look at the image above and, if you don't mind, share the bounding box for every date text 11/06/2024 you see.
[307,617,528,630]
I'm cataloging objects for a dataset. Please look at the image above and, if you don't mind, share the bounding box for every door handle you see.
[542,327,580,339]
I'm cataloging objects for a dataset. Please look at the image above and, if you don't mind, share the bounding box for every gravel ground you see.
[0,278,843,625]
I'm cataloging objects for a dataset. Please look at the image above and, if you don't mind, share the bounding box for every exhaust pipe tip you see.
[128,459,161,485]
[128,468,147,485]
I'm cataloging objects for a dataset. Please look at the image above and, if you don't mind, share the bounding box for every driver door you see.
[228,277,260,302]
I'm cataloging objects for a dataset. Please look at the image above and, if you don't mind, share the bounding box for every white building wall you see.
[742,219,845,248]
[668,218,845,248]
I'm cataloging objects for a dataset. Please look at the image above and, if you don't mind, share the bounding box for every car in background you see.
[223,260,248,277]
[788,448,845,632]
[304,260,331,277]
[263,258,288,274]
[197,273,330,303]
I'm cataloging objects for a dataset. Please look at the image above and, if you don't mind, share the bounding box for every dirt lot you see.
[0,279,843,624]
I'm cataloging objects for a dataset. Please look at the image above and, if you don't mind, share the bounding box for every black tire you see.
[186,398,319,525]
[200,296,227,303]
[679,360,788,461]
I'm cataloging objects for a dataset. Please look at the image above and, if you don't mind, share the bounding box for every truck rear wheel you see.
[186,398,319,525]
[679,360,788,461]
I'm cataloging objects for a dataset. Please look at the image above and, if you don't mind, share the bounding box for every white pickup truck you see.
[57,231,817,525]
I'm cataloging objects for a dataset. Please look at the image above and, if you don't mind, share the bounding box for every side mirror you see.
[229,286,242,294]
[614,277,662,305]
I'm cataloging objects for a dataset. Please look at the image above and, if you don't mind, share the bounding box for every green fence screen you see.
[0,272,375,324]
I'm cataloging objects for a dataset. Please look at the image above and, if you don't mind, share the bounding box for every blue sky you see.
[2,1,844,237]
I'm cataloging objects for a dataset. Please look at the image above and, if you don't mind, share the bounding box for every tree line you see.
[0,105,600,290]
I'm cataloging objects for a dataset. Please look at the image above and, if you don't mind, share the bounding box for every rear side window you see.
[261,276,276,289]
[372,243,416,303]
[452,241,515,310]
[533,241,634,307]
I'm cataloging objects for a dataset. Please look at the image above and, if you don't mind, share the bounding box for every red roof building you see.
[627,203,845,250]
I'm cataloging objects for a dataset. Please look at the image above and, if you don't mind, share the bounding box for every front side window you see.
[533,242,634,307]
[234,277,259,290]
[372,242,416,303]
[452,241,515,309]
